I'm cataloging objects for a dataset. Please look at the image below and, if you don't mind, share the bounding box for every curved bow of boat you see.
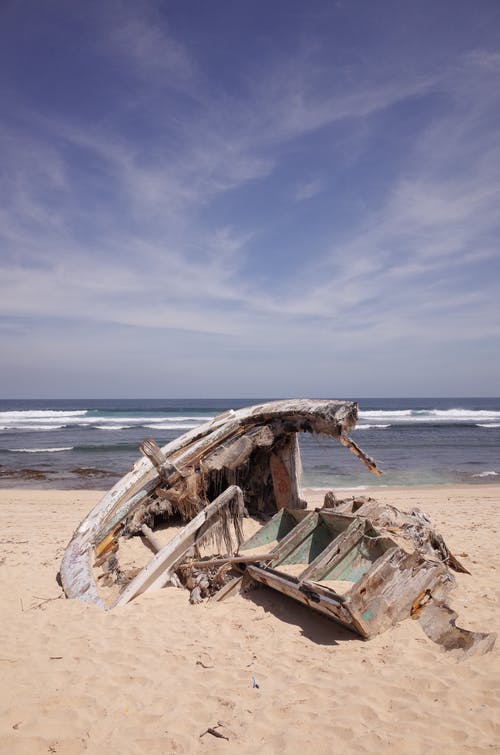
[60,399,376,606]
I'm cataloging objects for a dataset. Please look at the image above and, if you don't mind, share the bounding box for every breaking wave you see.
[7,447,74,453]
[94,425,133,430]
[143,423,199,430]
[359,408,500,425]
[355,424,390,430]
[0,425,64,431]
[0,410,85,419]
[0,409,214,431]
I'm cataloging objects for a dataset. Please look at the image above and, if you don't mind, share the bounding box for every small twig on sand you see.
[196,659,214,669]
[200,722,229,741]
[31,594,63,610]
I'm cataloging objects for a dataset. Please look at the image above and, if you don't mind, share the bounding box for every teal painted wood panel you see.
[318,511,356,538]
[278,521,333,565]
[239,509,296,550]
[324,539,376,582]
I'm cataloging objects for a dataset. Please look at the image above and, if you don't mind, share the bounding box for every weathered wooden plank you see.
[269,511,320,564]
[210,572,253,602]
[238,509,301,552]
[140,438,168,469]
[317,510,357,536]
[325,544,374,582]
[338,434,381,475]
[347,548,448,636]
[92,489,150,548]
[416,598,496,658]
[270,452,292,510]
[270,433,302,509]
[298,518,366,582]
[206,426,275,472]
[278,520,333,566]
[182,552,276,569]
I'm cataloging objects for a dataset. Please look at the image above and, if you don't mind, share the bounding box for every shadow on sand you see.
[242,583,360,647]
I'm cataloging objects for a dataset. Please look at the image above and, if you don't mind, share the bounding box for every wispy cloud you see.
[0,2,499,394]
[293,177,324,202]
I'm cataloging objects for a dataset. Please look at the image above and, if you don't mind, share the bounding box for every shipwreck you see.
[60,399,495,657]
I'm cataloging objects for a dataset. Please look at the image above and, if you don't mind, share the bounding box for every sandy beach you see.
[1,484,499,754]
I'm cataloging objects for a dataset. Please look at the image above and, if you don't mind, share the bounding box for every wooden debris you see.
[235,504,496,655]
[112,485,244,607]
[416,598,496,658]
[59,397,494,657]
[200,722,229,741]
[182,553,276,569]
[61,400,364,607]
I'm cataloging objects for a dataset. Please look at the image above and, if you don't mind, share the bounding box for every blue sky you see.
[1,0,499,398]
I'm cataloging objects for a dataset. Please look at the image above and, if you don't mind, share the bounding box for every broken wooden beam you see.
[112,485,244,607]
[338,434,381,475]
[183,552,277,569]
[140,438,182,482]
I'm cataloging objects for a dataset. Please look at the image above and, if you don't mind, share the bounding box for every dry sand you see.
[0,485,499,754]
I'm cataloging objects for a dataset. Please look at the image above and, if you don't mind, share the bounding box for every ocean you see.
[0,398,499,491]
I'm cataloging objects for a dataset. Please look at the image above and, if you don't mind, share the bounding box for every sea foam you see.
[359,408,500,424]
[94,425,133,430]
[144,423,199,430]
[0,410,86,419]
[355,424,390,430]
[8,447,74,453]
[0,425,64,431]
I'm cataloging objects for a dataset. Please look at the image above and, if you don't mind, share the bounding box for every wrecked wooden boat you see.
[61,399,377,609]
[60,398,495,656]
[231,497,495,656]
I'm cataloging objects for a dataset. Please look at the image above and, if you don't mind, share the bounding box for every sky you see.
[1,0,499,398]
